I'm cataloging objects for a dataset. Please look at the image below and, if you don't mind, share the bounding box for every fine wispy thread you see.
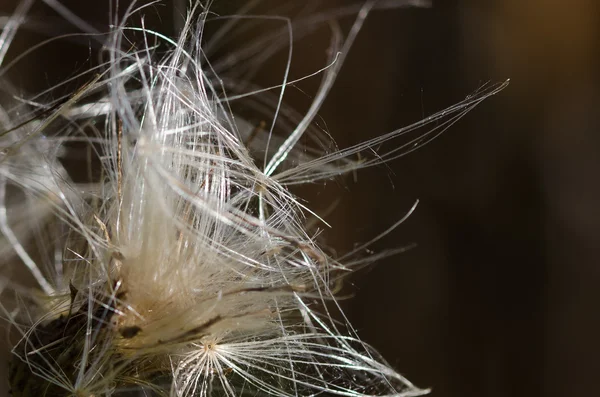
[0,1,508,396]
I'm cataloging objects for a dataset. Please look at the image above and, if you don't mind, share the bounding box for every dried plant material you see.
[0,1,507,396]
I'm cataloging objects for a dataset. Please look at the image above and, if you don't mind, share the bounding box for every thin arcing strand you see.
[0,0,34,66]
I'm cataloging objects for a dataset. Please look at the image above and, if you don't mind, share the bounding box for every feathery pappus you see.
[0,0,507,396]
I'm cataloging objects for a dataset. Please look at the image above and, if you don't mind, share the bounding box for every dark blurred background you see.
[1,1,599,397]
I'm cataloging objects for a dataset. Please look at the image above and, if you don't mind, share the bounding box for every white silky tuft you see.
[0,1,507,396]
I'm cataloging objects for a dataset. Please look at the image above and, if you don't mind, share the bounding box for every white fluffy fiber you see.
[0,1,507,396]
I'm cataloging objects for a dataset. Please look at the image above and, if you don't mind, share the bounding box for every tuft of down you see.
[0,1,507,396]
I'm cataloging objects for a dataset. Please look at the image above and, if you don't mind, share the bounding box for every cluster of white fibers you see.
[0,0,507,396]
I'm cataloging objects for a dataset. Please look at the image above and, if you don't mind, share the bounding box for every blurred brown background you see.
[1,1,599,396]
